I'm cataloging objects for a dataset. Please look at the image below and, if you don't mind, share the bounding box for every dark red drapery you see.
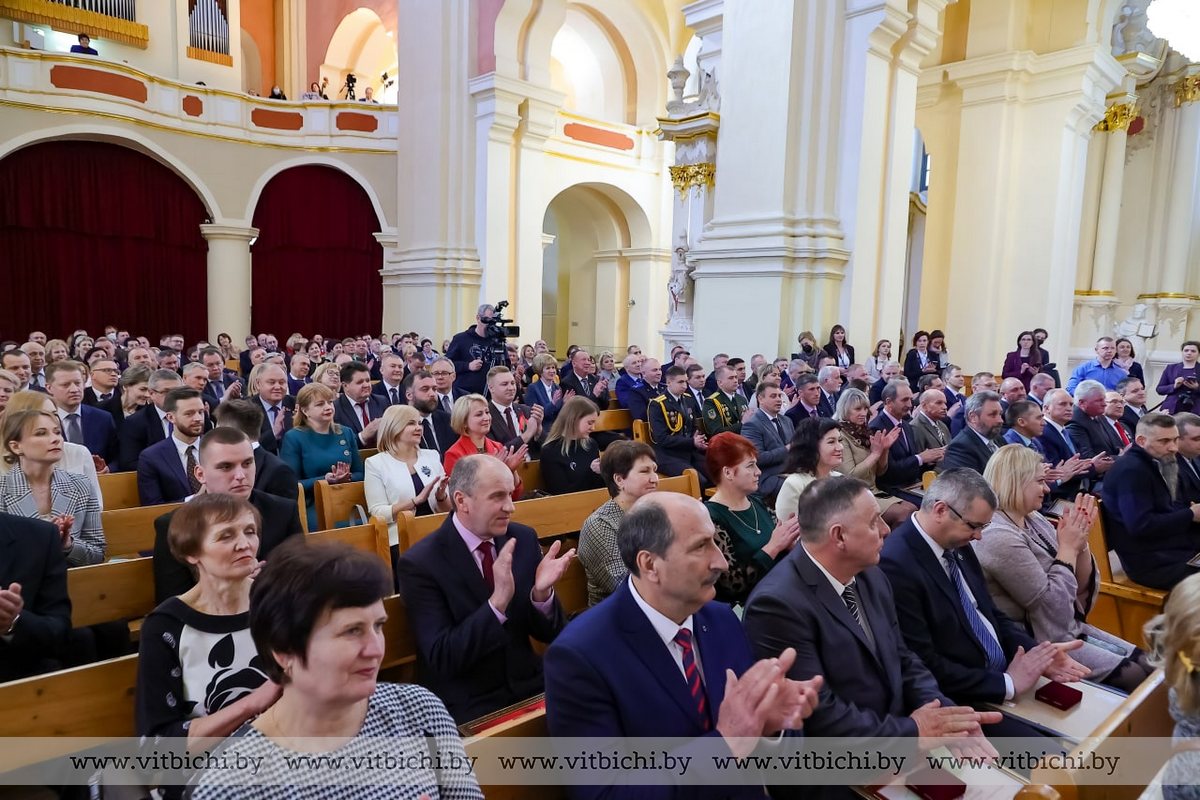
[250,165,382,339]
[0,140,209,343]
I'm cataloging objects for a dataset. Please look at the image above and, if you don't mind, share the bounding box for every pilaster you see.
[200,222,257,344]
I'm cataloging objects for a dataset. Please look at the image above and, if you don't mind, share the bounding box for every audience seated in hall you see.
[870,379,939,499]
[560,348,613,410]
[545,493,820,799]
[396,455,570,723]
[443,394,527,498]
[705,364,752,436]
[152,427,303,602]
[137,388,208,506]
[82,357,120,407]
[119,368,183,471]
[1067,380,1125,461]
[833,388,916,530]
[1175,412,1200,505]
[1,390,103,508]
[248,363,293,455]
[741,379,794,503]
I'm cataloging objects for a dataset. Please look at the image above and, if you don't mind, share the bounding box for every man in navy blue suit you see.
[880,469,1089,735]
[0,512,70,682]
[372,352,407,407]
[136,388,207,505]
[334,362,388,448]
[544,492,821,800]
[46,361,118,466]
[1038,389,1109,497]
[200,347,242,407]
[117,369,183,471]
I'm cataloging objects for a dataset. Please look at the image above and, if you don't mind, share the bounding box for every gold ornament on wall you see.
[669,163,715,197]
[1172,74,1200,108]
[1094,102,1139,132]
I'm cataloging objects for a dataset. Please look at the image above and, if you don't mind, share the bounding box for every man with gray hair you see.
[117,367,183,471]
[444,303,496,395]
[1102,413,1200,590]
[870,379,943,497]
[1176,412,1200,504]
[1066,379,1124,460]
[816,365,842,418]
[745,476,1001,748]
[1028,372,1055,408]
[397,455,573,722]
[545,492,821,774]
[881,469,1089,734]
[938,391,1004,474]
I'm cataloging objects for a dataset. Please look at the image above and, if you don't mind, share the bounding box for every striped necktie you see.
[673,628,710,730]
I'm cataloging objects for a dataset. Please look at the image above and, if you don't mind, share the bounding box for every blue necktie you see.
[1029,438,1045,456]
[943,551,1007,671]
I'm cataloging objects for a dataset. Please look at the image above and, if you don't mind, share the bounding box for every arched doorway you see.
[541,183,659,355]
[321,7,398,103]
[0,140,209,341]
[249,165,382,338]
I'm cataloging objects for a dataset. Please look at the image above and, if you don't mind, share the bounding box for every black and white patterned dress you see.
[136,597,268,739]
[190,682,484,800]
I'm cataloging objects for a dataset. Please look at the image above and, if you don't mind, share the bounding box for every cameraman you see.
[1158,340,1200,414]
[445,304,496,396]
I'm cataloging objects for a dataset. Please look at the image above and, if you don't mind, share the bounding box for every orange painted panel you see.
[251,108,304,130]
[562,122,634,151]
[335,111,378,132]
[50,65,147,103]
[182,95,203,117]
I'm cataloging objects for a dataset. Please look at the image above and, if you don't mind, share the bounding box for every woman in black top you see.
[539,396,605,495]
[822,324,855,369]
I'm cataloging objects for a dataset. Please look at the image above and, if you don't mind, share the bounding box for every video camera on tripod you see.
[470,300,521,370]
[340,72,357,101]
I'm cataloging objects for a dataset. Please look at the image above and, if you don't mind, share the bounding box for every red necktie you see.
[1115,422,1130,447]
[477,541,495,591]
[359,403,369,428]
[673,628,710,730]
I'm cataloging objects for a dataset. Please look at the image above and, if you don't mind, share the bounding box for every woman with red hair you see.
[703,432,800,605]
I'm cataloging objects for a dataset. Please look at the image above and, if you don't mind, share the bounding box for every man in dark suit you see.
[212,399,298,500]
[647,366,710,483]
[200,347,242,406]
[1066,380,1123,459]
[285,353,312,397]
[880,469,1088,732]
[741,380,794,502]
[396,455,572,723]
[869,362,902,406]
[870,379,942,497]
[0,513,71,682]
[252,363,293,455]
[486,366,544,452]
[445,305,495,396]
[404,370,456,459]
[684,363,708,412]
[137,388,207,505]
[816,365,842,418]
[82,358,121,407]
[47,360,119,465]
[938,391,1003,475]
[785,374,823,426]
[334,362,387,449]
[911,389,951,451]
[1175,413,1200,505]
[544,493,819,798]
[151,428,304,602]
[372,352,406,407]
[744,477,998,744]
[560,349,612,410]
[117,368,182,471]
[1102,413,1200,590]
[1039,388,1110,495]
[614,352,646,411]
[1118,376,1148,434]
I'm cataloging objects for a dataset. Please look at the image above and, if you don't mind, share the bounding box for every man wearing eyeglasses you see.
[879,469,1089,737]
[83,359,121,407]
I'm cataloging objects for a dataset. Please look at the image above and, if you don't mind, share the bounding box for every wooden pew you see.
[97,471,140,511]
[67,557,157,628]
[516,460,543,493]
[102,502,183,559]
[632,419,651,444]
[594,408,632,432]
[296,482,309,532]
[358,448,379,461]
[463,702,562,800]
[313,479,367,530]
[1088,504,1167,642]
[307,518,391,567]
[0,653,139,739]
[1031,669,1171,800]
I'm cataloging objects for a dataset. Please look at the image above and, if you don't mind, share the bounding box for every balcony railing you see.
[48,0,134,22]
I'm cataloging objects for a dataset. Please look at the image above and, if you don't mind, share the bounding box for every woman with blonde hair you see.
[280,383,363,530]
[442,394,526,498]
[0,369,19,424]
[525,352,565,427]
[45,339,70,365]
[364,404,449,567]
[311,361,342,392]
[977,444,1151,692]
[1146,573,1200,796]
[832,388,913,528]
[1,390,102,507]
[540,396,604,495]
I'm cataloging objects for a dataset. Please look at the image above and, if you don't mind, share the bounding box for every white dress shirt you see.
[628,579,702,683]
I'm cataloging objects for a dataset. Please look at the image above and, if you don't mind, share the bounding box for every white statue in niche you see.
[667,231,692,318]
[1114,302,1156,352]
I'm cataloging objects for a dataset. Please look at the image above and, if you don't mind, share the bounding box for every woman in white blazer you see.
[364,404,450,571]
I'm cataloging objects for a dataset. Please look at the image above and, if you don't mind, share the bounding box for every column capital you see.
[1171,71,1200,108]
[199,223,259,242]
[1094,100,1139,132]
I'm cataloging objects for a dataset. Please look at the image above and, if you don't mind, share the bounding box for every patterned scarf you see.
[840,420,872,450]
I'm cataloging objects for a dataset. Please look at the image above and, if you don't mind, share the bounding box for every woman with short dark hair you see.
[578,441,658,605]
[191,538,483,799]
[775,417,843,519]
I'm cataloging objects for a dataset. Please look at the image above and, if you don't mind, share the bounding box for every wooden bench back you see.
[67,557,157,628]
[632,419,651,444]
[381,593,416,670]
[0,653,139,738]
[306,518,391,566]
[594,409,632,432]
[313,479,367,530]
[98,471,141,511]
[102,502,183,559]
[516,460,543,493]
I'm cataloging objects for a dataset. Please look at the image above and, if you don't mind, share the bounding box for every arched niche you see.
[321,7,399,102]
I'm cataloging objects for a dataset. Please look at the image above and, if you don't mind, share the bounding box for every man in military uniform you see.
[702,364,751,436]
[648,365,710,484]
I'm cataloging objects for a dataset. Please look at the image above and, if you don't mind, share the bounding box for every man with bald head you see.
[253,363,292,454]
[21,341,46,390]
[397,455,573,723]
[546,492,820,787]
[911,388,950,450]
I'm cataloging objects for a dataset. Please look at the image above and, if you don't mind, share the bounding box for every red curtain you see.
[0,140,209,342]
[250,165,382,338]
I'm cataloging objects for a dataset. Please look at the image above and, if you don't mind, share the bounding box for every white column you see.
[689,0,852,363]
[1091,99,1139,294]
[200,223,257,344]
[1160,85,1200,295]
[274,0,306,100]
[389,0,481,342]
[938,46,1124,372]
